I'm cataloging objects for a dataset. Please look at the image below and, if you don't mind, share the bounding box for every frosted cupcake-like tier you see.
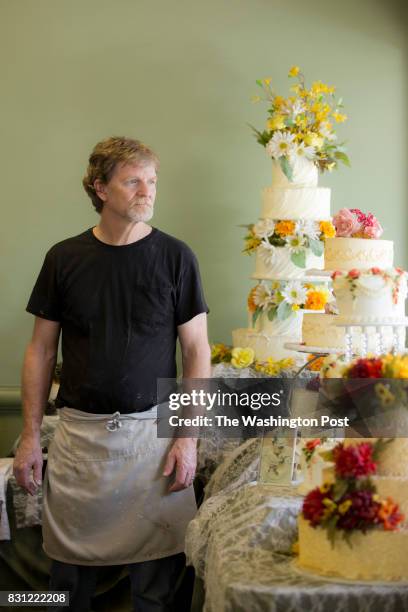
[324,237,394,271]
[232,328,301,361]
[253,246,324,280]
[261,186,330,220]
[272,158,318,187]
[332,270,407,323]
[251,310,305,336]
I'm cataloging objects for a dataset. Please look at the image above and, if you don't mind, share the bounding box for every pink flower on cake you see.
[349,208,366,223]
[363,215,383,239]
[333,208,362,237]
[332,442,377,479]
[331,270,342,280]
[371,267,382,275]
[348,269,360,279]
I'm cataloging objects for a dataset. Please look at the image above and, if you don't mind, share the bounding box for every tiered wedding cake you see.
[298,438,408,580]
[232,158,334,361]
[302,208,407,352]
[229,66,349,366]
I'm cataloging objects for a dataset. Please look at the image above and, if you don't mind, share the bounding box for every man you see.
[13,137,211,611]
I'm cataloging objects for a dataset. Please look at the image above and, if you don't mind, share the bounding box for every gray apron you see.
[42,406,197,565]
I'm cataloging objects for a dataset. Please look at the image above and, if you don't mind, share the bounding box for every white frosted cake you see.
[332,268,407,324]
[324,236,394,272]
[298,439,408,581]
[233,158,334,361]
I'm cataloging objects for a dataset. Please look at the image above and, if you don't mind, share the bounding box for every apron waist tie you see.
[59,406,158,431]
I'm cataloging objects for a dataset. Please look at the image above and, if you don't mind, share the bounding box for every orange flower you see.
[307,355,325,371]
[305,290,328,310]
[319,220,336,238]
[275,220,295,237]
[247,287,258,313]
[378,498,404,531]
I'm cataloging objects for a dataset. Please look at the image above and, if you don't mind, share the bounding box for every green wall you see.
[1,0,407,393]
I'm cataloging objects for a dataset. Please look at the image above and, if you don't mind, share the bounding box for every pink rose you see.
[371,267,382,275]
[332,208,362,237]
[349,208,367,223]
[348,269,360,279]
[331,270,343,280]
[363,215,383,239]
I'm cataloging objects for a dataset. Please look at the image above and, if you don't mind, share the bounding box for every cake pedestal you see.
[335,319,408,361]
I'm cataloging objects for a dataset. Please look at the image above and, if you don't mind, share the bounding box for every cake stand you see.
[335,318,408,361]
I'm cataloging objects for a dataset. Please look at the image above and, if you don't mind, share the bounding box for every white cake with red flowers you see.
[298,439,408,581]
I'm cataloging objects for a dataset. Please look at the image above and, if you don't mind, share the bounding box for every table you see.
[186,439,408,612]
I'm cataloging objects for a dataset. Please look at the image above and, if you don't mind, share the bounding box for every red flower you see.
[371,267,382,275]
[396,267,403,275]
[347,357,383,378]
[348,269,360,279]
[302,487,329,527]
[305,439,321,452]
[331,270,343,280]
[336,489,381,531]
[333,442,377,479]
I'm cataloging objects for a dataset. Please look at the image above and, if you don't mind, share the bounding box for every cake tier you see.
[298,516,408,581]
[253,246,324,280]
[272,158,318,187]
[302,313,406,351]
[261,186,330,220]
[250,310,304,336]
[332,269,407,324]
[324,237,394,271]
[343,438,408,478]
[232,328,300,361]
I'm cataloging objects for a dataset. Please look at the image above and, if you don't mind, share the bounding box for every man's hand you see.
[13,435,43,496]
[162,438,197,492]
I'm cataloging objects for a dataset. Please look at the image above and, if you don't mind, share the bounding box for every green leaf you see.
[319,450,334,462]
[290,250,306,268]
[334,151,351,167]
[309,238,324,257]
[277,301,293,321]
[372,438,395,462]
[279,156,294,181]
[332,479,348,502]
[267,306,278,321]
[252,309,262,326]
[285,118,295,128]
[256,79,263,87]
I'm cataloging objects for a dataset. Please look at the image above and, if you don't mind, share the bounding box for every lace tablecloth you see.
[186,439,408,612]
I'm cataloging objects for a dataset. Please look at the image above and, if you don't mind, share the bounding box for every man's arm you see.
[163,313,211,492]
[13,317,61,494]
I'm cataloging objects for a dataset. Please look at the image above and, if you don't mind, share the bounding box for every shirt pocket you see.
[132,284,174,334]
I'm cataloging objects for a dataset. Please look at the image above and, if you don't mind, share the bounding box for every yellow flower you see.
[375,383,396,407]
[263,77,271,86]
[251,95,261,103]
[338,500,352,515]
[245,236,262,253]
[279,357,295,369]
[274,95,285,108]
[306,355,325,372]
[304,133,324,149]
[231,347,255,369]
[275,220,296,237]
[291,304,300,311]
[332,111,347,123]
[305,290,329,310]
[267,114,286,130]
[288,65,300,77]
[319,220,336,238]
[320,483,332,494]
[211,343,230,362]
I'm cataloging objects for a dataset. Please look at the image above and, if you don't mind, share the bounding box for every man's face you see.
[97,162,157,222]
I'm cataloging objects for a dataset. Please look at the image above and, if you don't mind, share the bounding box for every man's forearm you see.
[21,343,57,438]
[181,343,211,379]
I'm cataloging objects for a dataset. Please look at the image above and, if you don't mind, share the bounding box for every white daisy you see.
[293,141,316,160]
[294,219,319,240]
[281,281,308,305]
[258,240,276,266]
[290,100,306,117]
[266,131,296,159]
[253,282,272,309]
[253,218,275,239]
[287,234,307,253]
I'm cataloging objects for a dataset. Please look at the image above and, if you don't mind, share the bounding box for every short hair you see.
[82,136,159,213]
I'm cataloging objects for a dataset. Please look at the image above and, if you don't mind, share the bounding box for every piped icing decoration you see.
[330,267,406,304]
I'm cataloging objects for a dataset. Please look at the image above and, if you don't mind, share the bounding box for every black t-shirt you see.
[26,227,209,414]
